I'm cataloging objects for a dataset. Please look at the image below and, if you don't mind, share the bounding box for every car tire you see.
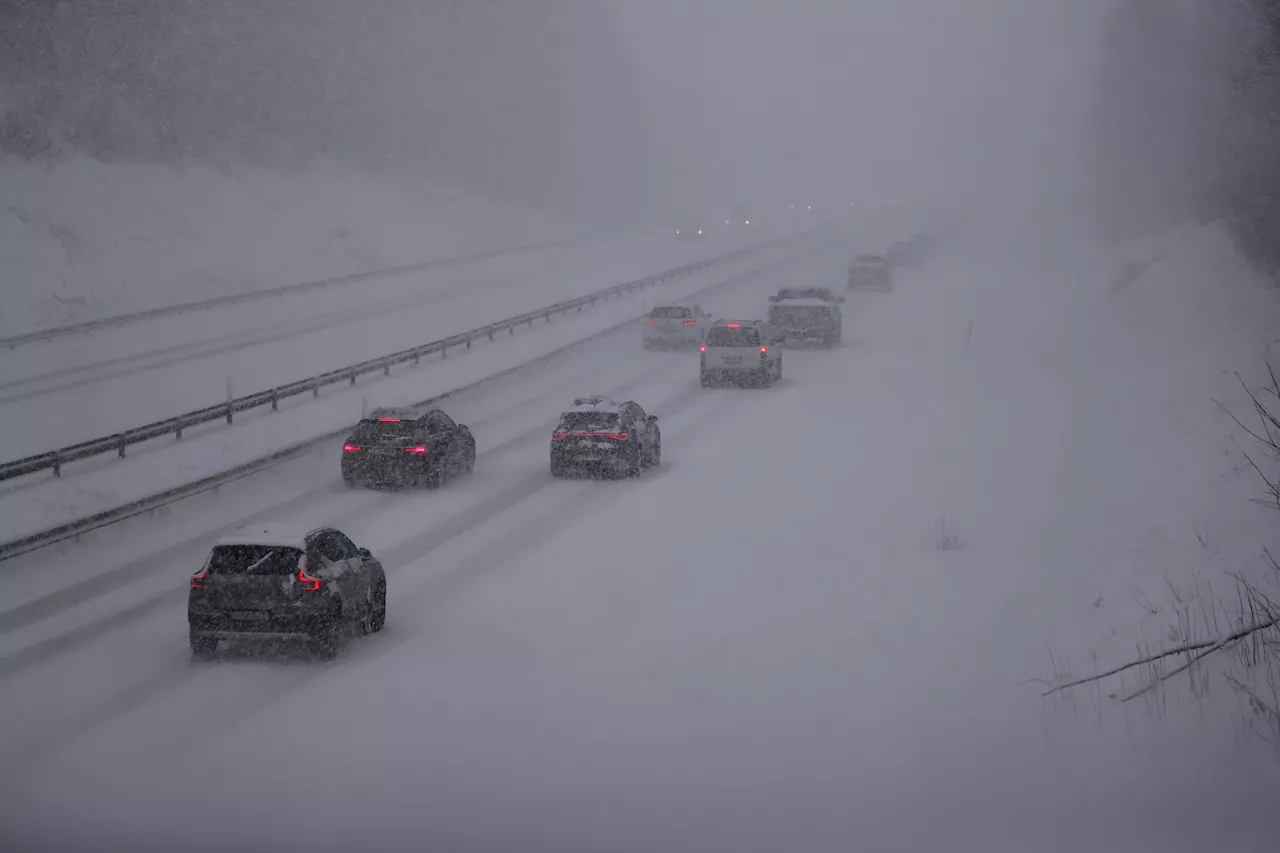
[424,464,446,490]
[370,579,387,634]
[313,614,342,660]
[189,631,218,659]
[627,446,643,478]
[700,371,713,388]
[650,436,661,468]
[759,367,773,388]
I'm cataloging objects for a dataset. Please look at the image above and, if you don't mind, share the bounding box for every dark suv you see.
[341,406,475,489]
[550,396,661,478]
[188,525,387,660]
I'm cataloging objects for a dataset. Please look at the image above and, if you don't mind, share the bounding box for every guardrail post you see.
[465,335,471,349]
[313,379,319,398]
[383,359,390,376]
[441,344,447,359]
[488,327,495,342]
[544,312,550,323]
[226,402,233,425]
[52,452,60,478]
[176,422,183,440]
[350,371,357,386]
[118,437,127,458]
[271,389,278,411]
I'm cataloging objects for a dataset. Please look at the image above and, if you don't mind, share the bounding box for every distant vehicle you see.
[847,254,893,292]
[341,406,475,489]
[700,320,782,387]
[188,524,387,660]
[643,304,710,350]
[886,239,923,266]
[768,297,842,347]
[768,286,844,304]
[675,223,709,240]
[550,396,661,478]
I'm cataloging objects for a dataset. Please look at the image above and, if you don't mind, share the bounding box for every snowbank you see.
[0,156,592,335]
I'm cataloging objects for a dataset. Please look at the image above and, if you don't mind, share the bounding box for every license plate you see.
[229,610,269,622]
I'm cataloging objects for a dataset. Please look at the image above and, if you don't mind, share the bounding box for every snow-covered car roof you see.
[214,524,320,549]
[367,405,431,421]
[564,395,626,414]
[770,298,834,308]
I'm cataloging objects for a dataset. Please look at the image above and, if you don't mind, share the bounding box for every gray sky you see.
[614,0,1112,218]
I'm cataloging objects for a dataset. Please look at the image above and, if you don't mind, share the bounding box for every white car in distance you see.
[642,304,710,350]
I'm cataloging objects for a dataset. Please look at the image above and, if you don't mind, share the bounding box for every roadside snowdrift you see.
[0,156,591,335]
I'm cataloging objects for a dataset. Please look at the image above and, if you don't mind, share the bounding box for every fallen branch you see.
[1041,615,1279,698]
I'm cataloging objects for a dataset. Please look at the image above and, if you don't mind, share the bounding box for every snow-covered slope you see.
[0,156,593,335]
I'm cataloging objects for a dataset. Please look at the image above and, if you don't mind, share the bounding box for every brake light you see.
[761,346,767,353]
[726,323,741,328]
[552,433,567,440]
[377,418,401,423]
[684,320,697,325]
[343,444,360,452]
[298,560,322,591]
[406,446,427,454]
[645,320,657,325]
[190,571,206,589]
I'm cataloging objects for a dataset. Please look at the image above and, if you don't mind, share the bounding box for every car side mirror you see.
[457,423,469,431]
[358,547,372,559]
[648,415,658,422]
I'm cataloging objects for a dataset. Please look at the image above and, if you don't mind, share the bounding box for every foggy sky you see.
[2,1,1117,223]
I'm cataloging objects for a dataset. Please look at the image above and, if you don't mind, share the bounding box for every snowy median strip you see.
[0,232,838,557]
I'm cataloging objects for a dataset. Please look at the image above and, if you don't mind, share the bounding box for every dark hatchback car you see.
[188,525,387,660]
[550,396,661,478]
[341,406,475,489]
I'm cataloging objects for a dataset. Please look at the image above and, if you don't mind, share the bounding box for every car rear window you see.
[348,418,420,443]
[707,327,762,347]
[206,545,303,575]
[649,306,692,319]
[557,411,621,432]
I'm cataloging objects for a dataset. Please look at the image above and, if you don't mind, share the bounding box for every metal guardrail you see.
[0,228,820,484]
[0,233,604,350]
[0,231,837,562]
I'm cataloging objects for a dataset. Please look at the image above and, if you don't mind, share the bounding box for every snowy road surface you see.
[2,228,1278,853]
[0,224,795,457]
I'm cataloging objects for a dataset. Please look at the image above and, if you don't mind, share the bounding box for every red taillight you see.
[406,446,427,454]
[727,323,741,328]
[377,418,401,423]
[298,565,322,591]
[343,444,360,452]
[761,346,767,353]
[644,320,657,325]
[684,320,697,325]
[552,433,567,440]
[191,571,206,589]
[611,433,629,441]
[699,345,706,353]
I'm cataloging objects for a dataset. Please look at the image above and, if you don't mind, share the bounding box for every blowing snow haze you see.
[6,2,1280,853]
[0,0,1109,221]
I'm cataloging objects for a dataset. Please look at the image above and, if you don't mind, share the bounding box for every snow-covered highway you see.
[2,227,1278,852]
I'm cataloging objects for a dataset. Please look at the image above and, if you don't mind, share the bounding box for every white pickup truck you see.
[699,320,782,388]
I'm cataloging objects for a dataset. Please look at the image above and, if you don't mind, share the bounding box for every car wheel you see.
[627,446,643,478]
[759,367,773,388]
[650,437,661,468]
[424,464,446,490]
[370,579,387,634]
[190,631,218,659]
[313,614,342,660]
[700,371,713,388]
